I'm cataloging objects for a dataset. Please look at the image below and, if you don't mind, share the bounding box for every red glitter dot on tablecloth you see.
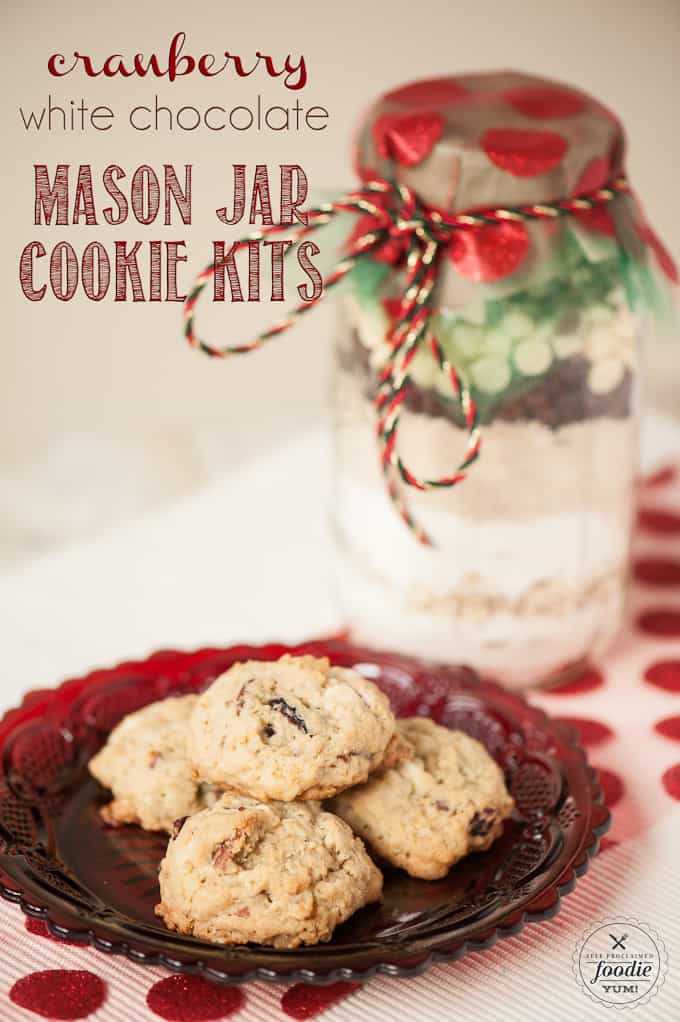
[595,767,624,808]
[574,157,611,196]
[544,668,605,696]
[504,85,586,119]
[655,716,680,741]
[448,220,529,281]
[599,836,619,853]
[9,970,105,1020]
[281,982,361,1020]
[638,508,680,534]
[639,224,679,284]
[481,127,567,177]
[372,111,444,167]
[637,609,680,638]
[146,975,244,1021]
[644,660,680,692]
[24,917,85,947]
[643,465,677,488]
[634,558,680,587]
[557,717,614,746]
[661,763,680,800]
[384,78,469,108]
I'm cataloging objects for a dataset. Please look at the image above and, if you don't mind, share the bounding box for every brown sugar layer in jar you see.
[340,330,632,430]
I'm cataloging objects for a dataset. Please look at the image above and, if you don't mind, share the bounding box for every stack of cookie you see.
[89,654,513,948]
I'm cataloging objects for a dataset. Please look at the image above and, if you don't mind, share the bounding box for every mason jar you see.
[331,72,677,688]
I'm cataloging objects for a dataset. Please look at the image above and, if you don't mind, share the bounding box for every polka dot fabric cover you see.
[350,70,677,324]
[355,72,623,214]
[2,463,680,1020]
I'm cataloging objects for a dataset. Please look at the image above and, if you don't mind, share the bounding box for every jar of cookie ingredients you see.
[332,71,678,688]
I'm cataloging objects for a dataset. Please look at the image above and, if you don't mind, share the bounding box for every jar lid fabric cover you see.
[350,71,678,313]
[354,71,624,213]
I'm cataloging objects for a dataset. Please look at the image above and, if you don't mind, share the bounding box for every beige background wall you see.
[1,0,679,561]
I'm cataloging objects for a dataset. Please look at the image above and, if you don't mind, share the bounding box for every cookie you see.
[328,717,514,879]
[187,654,398,801]
[156,793,383,948]
[89,695,219,832]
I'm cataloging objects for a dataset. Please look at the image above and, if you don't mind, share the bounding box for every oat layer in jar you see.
[332,72,678,689]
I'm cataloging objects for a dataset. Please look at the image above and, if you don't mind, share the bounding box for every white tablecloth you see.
[1,420,680,1021]
[2,414,679,706]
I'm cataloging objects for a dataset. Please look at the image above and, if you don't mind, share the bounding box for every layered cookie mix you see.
[88,694,220,833]
[156,793,383,948]
[328,718,514,879]
[187,654,399,801]
[333,273,638,688]
[327,71,672,689]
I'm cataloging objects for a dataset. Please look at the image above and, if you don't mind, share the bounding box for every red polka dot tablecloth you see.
[1,463,680,1021]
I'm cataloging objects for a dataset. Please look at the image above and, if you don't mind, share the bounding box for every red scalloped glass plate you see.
[0,639,609,985]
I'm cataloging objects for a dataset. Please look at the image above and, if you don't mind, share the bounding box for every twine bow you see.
[184,176,629,544]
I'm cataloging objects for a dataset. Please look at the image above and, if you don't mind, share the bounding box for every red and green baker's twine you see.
[183,176,630,545]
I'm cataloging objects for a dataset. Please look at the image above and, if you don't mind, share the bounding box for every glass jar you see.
[331,72,677,689]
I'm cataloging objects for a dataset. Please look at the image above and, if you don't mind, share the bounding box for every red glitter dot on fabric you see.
[346,212,406,265]
[638,508,680,534]
[557,717,614,746]
[481,128,567,177]
[655,716,680,742]
[574,206,616,237]
[384,78,469,108]
[343,188,407,265]
[599,836,619,853]
[24,917,84,947]
[637,609,680,638]
[504,85,586,119]
[634,558,680,587]
[595,767,624,808]
[545,667,605,696]
[643,465,677,488]
[382,297,403,321]
[644,660,680,692]
[574,157,611,196]
[372,111,444,167]
[146,975,244,1021]
[639,224,679,284]
[281,982,361,1020]
[355,162,381,184]
[448,221,529,281]
[661,763,680,800]
[10,970,105,1020]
